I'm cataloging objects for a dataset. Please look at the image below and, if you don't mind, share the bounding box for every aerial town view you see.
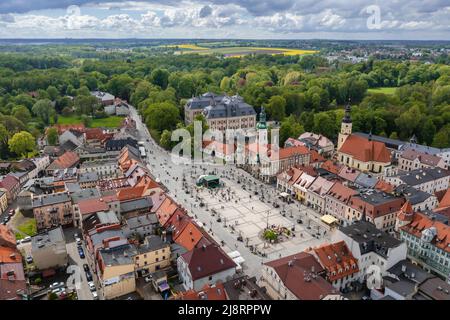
[0,0,449,311]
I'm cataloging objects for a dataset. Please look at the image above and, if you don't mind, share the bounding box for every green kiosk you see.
[196,175,220,189]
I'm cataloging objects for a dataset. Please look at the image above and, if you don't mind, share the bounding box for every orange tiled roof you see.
[339,135,391,163]
[437,188,450,209]
[0,225,16,248]
[327,182,358,204]
[312,241,359,282]
[397,201,415,222]
[174,221,204,251]
[49,151,80,170]
[310,149,325,163]
[78,197,109,216]
[54,124,85,135]
[0,246,22,263]
[116,186,146,201]
[401,212,450,253]
[375,179,395,193]
[178,282,227,300]
[321,160,342,175]
[156,197,179,226]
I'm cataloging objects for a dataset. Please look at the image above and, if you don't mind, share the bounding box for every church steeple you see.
[257,106,267,130]
[338,101,353,150]
[342,101,352,124]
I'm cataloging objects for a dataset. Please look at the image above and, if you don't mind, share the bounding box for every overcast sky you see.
[0,1,448,39]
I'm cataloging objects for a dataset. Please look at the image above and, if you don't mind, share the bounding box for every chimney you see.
[202,244,206,251]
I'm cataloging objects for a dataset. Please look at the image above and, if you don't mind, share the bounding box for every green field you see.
[170,45,319,57]
[368,87,397,95]
[57,115,123,128]
[16,219,37,240]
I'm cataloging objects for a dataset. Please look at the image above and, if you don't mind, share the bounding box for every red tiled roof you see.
[375,179,395,193]
[116,186,145,201]
[401,212,450,253]
[312,241,359,282]
[339,135,391,163]
[349,194,405,219]
[48,151,80,170]
[264,252,337,300]
[0,246,22,264]
[203,140,235,156]
[0,278,26,300]
[178,282,227,300]
[78,197,109,216]
[0,225,17,248]
[181,243,236,281]
[156,197,179,226]
[338,166,360,182]
[397,201,415,222]
[310,150,325,164]
[85,128,113,142]
[174,221,204,251]
[54,124,85,135]
[0,175,19,192]
[326,182,357,204]
[437,188,450,209]
[321,160,342,175]
[273,145,310,160]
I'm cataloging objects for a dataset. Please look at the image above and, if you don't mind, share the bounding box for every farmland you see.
[167,44,319,57]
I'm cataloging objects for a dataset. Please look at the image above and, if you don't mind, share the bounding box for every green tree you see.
[144,102,181,132]
[280,115,305,146]
[46,86,59,101]
[420,118,436,146]
[313,113,336,139]
[8,131,35,158]
[0,124,8,146]
[12,105,32,124]
[265,95,286,122]
[150,69,169,90]
[32,99,55,125]
[160,129,174,150]
[107,74,134,100]
[432,124,450,148]
[46,127,58,145]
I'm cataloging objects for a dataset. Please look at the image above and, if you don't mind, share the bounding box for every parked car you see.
[3,216,10,224]
[76,238,82,246]
[92,291,98,300]
[144,276,152,283]
[83,264,89,272]
[8,209,15,216]
[85,270,93,282]
[26,255,33,264]
[49,282,65,290]
[22,236,32,243]
[78,247,85,259]
[88,282,96,292]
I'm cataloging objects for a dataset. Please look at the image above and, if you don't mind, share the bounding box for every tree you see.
[80,115,92,127]
[46,127,58,145]
[32,99,55,125]
[265,95,286,122]
[160,130,174,150]
[107,74,134,100]
[46,86,59,101]
[313,113,336,139]
[280,115,305,146]
[420,118,436,146]
[0,124,8,146]
[8,131,35,158]
[432,124,450,148]
[74,95,99,116]
[150,69,169,90]
[144,102,181,133]
[12,105,32,124]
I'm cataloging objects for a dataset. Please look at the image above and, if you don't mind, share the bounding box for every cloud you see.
[0,0,448,39]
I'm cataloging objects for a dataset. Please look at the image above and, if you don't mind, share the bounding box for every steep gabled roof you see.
[339,135,391,163]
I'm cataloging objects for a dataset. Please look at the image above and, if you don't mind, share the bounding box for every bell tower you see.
[338,102,352,150]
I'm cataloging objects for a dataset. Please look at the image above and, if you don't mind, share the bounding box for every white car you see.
[22,236,31,243]
[92,291,98,300]
[88,282,96,292]
[144,276,152,283]
[76,238,82,245]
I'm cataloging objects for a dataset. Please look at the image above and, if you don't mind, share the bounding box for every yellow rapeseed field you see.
[165,44,209,50]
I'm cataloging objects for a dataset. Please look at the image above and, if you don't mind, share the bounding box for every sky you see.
[0,1,448,40]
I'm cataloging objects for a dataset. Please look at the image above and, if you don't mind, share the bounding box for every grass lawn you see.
[57,115,123,128]
[16,218,37,239]
[368,87,397,95]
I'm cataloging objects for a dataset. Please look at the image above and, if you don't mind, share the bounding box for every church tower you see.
[257,106,268,146]
[337,102,352,150]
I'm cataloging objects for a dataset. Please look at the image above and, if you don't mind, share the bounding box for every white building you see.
[385,167,450,194]
[331,220,407,284]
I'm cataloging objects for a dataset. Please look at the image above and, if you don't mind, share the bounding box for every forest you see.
[0,44,449,159]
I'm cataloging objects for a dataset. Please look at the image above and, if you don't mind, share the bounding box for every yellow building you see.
[337,104,391,174]
[0,188,8,215]
[133,235,171,276]
[97,244,137,300]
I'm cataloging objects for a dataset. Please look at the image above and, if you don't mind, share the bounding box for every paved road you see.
[64,228,94,300]
[129,106,331,278]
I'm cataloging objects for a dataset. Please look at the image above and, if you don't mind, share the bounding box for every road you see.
[64,228,94,300]
[129,106,331,278]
